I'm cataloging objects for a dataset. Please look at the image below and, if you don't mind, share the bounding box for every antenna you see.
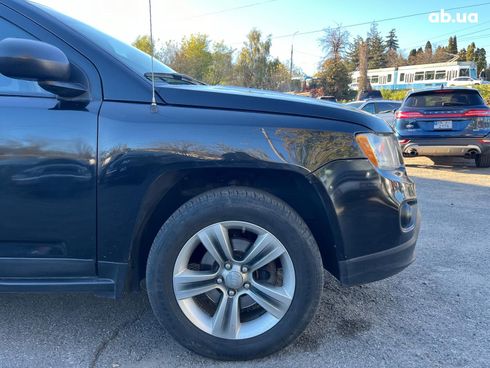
[148,0,157,112]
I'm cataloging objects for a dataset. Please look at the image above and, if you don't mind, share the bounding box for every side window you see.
[362,103,375,114]
[0,17,52,97]
[376,102,400,113]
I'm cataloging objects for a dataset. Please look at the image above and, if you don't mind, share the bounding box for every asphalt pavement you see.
[0,157,489,368]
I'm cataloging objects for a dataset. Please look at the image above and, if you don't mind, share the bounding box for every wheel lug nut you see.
[244,282,250,289]
[224,263,232,270]
[241,266,249,273]
[216,277,223,284]
[228,289,236,297]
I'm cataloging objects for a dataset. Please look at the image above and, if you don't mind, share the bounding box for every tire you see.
[476,153,490,168]
[146,187,324,360]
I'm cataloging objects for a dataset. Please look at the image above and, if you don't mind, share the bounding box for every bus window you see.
[460,69,469,77]
[435,70,446,79]
[425,71,435,80]
[399,73,405,82]
[387,74,392,83]
[414,72,424,81]
[371,75,379,83]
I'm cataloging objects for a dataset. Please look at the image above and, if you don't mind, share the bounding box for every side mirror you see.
[0,38,70,81]
[0,38,87,99]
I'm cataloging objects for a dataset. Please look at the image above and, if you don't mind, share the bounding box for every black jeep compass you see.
[0,0,420,360]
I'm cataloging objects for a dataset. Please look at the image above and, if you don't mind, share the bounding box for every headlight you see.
[355,133,403,170]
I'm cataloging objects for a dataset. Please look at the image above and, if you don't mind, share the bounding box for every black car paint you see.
[0,0,419,296]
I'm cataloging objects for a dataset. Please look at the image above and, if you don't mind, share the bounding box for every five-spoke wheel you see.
[173,221,295,339]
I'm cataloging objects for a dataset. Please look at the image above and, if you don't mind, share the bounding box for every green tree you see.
[206,41,234,85]
[367,22,386,68]
[235,29,273,88]
[386,29,399,51]
[346,36,363,71]
[447,36,458,55]
[317,27,351,99]
[424,41,432,55]
[458,48,467,61]
[466,42,476,61]
[317,59,351,99]
[408,48,417,65]
[475,48,487,76]
[132,35,153,55]
[158,40,179,67]
[173,34,212,81]
[267,59,291,91]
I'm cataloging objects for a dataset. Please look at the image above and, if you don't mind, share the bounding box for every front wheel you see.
[146,187,323,360]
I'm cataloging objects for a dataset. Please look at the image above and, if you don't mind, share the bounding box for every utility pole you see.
[289,31,298,91]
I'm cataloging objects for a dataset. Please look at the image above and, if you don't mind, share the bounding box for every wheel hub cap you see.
[224,270,243,289]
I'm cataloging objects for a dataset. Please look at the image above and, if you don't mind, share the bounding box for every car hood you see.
[156,85,391,133]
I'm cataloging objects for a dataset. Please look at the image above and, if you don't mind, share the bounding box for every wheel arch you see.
[127,166,343,290]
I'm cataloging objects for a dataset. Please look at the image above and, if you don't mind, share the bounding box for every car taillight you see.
[395,111,424,119]
[395,109,490,119]
[463,109,490,117]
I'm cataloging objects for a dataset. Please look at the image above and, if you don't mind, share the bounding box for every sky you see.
[34,0,490,75]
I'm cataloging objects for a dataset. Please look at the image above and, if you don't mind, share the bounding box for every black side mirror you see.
[0,38,87,99]
[0,38,70,81]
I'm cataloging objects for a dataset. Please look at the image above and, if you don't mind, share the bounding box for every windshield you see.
[32,3,175,78]
[405,90,485,108]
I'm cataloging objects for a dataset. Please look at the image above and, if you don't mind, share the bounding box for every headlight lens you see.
[355,133,403,170]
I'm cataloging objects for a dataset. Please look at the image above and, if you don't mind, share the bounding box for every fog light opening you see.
[400,202,414,230]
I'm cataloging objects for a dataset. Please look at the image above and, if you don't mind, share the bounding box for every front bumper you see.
[338,215,419,286]
[313,159,420,286]
[400,137,490,158]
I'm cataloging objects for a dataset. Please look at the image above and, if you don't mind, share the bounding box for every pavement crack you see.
[89,309,145,368]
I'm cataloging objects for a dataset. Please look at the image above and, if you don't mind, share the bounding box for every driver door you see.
[0,9,101,278]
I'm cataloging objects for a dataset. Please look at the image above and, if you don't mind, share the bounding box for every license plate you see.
[434,120,453,130]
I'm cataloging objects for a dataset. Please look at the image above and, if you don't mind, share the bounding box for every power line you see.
[270,2,490,40]
[178,0,279,21]
[405,20,490,50]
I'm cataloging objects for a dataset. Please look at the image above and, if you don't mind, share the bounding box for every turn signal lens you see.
[356,133,403,170]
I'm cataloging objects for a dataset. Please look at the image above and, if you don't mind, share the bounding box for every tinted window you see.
[400,73,405,82]
[0,18,51,96]
[404,90,484,108]
[425,71,435,80]
[376,102,401,113]
[414,72,424,81]
[435,70,446,79]
[362,103,375,113]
